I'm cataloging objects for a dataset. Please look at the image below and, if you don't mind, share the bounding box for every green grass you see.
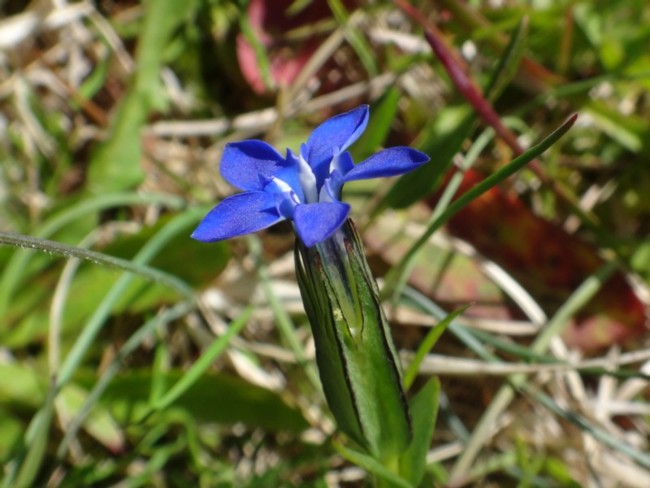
[1,0,649,486]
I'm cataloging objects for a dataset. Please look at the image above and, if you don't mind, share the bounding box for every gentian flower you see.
[193,105,431,470]
[191,105,429,247]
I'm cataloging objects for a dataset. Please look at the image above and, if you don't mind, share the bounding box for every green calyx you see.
[295,219,412,462]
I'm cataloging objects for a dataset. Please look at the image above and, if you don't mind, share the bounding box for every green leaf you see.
[399,378,440,487]
[55,210,204,390]
[0,364,46,408]
[380,106,473,210]
[55,384,124,453]
[351,87,401,162]
[0,192,185,329]
[334,441,413,488]
[76,53,110,107]
[56,302,195,459]
[0,213,211,348]
[483,15,529,101]
[87,371,309,432]
[403,307,467,390]
[0,408,23,461]
[239,15,275,91]
[381,16,529,211]
[584,100,646,153]
[2,209,227,348]
[12,383,56,488]
[86,0,193,193]
[151,307,251,412]
[328,0,378,77]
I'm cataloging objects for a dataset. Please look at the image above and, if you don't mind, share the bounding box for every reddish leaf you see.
[431,170,648,352]
[237,0,355,94]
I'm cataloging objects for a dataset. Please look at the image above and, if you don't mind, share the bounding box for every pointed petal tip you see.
[190,228,214,243]
[412,148,431,163]
[190,218,234,243]
[343,146,430,182]
[304,105,371,177]
[190,192,283,243]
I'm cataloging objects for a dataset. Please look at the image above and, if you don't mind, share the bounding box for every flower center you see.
[297,151,318,204]
[265,176,300,218]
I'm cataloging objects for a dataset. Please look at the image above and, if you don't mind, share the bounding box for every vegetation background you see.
[1,0,649,486]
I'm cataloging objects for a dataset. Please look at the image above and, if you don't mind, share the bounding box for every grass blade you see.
[382,114,578,301]
[403,306,467,391]
[151,307,252,412]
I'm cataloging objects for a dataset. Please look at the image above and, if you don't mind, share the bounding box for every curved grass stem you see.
[0,231,195,301]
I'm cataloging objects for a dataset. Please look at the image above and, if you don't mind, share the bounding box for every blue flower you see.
[191,105,429,247]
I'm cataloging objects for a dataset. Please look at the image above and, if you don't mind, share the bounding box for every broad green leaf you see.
[399,378,440,486]
[104,214,229,293]
[83,371,308,432]
[381,106,472,210]
[0,364,45,408]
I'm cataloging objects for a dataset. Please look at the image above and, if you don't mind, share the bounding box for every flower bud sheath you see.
[295,219,411,461]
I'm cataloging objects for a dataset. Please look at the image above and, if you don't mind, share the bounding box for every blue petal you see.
[293,202,350,247]
[191,191,282,242]
[220,140,294,191]
[332,151,355,175]
[343,147,429,182]
[303,105,369,182]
